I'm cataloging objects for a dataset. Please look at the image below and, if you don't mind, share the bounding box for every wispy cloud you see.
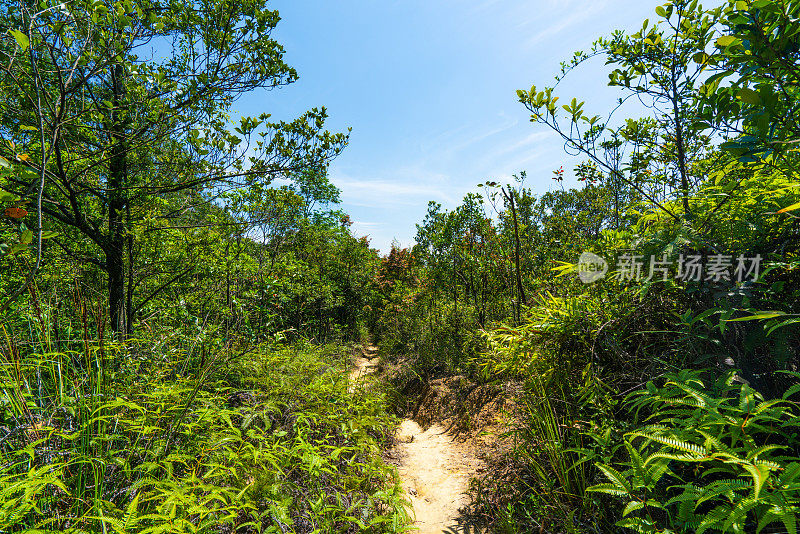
[478,130,551,164]
[350,220,383,238]
[331,171,459,209]
[523,0,609,48]
[417,116,519,161]
[443,118,519,155]
[332,121,559,219]
[352,221,382,229]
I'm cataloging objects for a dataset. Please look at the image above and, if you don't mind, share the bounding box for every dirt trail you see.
[349,346,483,534]
[348,346,379,389]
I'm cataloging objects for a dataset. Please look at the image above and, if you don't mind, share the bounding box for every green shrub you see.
[476,284,676,384]
[376,290,483,378]
[0,340,408,533]
[587,369,800,534]
[411,300,483,376]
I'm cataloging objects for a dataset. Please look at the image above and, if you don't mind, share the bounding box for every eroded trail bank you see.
[350,347,487,533]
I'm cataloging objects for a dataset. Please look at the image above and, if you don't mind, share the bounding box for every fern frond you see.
[757,506,798,534]
[627,431,705,456]
[696,504,734,534]
[586,482,630,497]
[722,496,758,533]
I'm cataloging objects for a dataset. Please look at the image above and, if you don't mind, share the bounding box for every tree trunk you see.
[504,188,526,322]
[107,62,128,336]
[107,239,126,335]
[671,46,692,218]
[125,203,135,336]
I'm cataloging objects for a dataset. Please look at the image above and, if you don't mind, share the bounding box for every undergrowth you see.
[0,337,409,533]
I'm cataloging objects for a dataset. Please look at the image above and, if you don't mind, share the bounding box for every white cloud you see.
[352,221,382,229]
[350,220,383,239]
[441,117,519,155]
[523,0,609,48]
[477,130,551,166]
[331,171,459,209]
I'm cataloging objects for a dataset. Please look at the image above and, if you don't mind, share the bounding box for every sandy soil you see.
[349,346,484,534]
[394,420,483,533]
[348,345,379,392]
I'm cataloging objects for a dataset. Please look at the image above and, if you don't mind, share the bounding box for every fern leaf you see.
[616,517,659,533]
[586,483,630,497]
[645,460,671,486]
[627,431,705,456]
[625,440,646,482]
[124,493,141,530]
[778,462,800,485]
[757,506,798,534]
[743,464,772,500]
[696,504,733,534]
[595,463,633,493]
[722,496,758,533]
[623,500,645,517]
[746,444,785,461]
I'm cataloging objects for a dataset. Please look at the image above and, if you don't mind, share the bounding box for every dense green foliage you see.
[586,370,800,534]
[0,340,406,532]
[370,1,800,532]
[0,1,400,532]
[3,0,800,532]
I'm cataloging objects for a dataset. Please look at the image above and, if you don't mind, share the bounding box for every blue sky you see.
[239,0,658,252]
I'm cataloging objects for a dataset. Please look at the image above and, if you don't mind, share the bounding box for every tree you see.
[415,194,506,325]
[0,0,347,334]
[517,0,722,223]
[697,0,800,170]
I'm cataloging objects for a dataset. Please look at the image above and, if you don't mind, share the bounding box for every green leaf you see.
[123,492,141,529]
[757,510,797,534]
[9,29,29,51]
[739,384,757,413]
[737,88,761,105]
[551,261,576,276]
[8,243,28,255]
[697,504,734,534]
[655,5,667,17]
[723,496,758,532]
[767,318,800,335]
[716,36,739,48]
[727,311,787,322]
[777,201,800,214]
[783,383,800,400]
[586,482,630,496]
[595,463,633,493]
[623,500,644,516]
[743,464,770,500]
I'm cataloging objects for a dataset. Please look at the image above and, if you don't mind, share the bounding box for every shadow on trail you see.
[440,518,486,534]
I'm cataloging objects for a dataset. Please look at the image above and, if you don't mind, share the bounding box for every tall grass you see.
[518,377,590,501]
[0,318,409,533]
